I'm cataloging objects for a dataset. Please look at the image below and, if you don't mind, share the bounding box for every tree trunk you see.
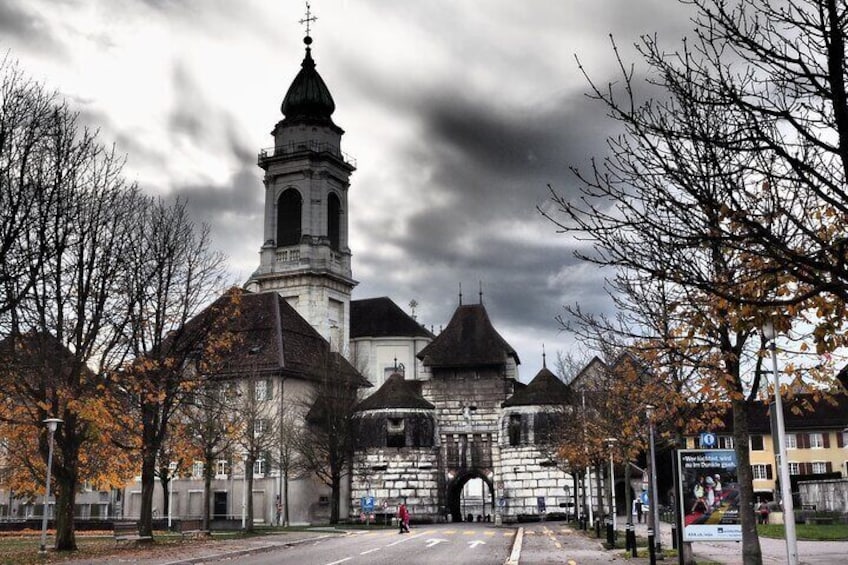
[53,423,81,551]
[624,459,632,525]
[160,475,170,522]
[284,468,290,527]
[246,460,255,532]
[138,446,157,538]
[54,473,78,550]
[732,397,763,565]
[203,456,213,531]
[330,473,341,524]
[595,464,604,521]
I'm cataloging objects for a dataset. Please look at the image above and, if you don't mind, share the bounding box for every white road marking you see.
[468,540,487,548]
[324,559,351,565]
[425,538,448,548]
[360,547,381,555]
[386,531,425,547]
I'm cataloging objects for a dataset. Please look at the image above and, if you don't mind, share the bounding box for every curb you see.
[159,532,344,565]
[504,527,523,565]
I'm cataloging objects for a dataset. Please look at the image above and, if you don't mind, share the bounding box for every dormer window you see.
[387,417,405,448]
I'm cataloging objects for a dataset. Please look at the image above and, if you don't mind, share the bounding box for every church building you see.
[126,24,576,526]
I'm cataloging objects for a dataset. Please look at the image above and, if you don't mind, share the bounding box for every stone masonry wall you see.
[351,447,440,521]
[500,444,573,520]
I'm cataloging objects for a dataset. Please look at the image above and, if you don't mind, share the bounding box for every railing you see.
[258,141,356,168]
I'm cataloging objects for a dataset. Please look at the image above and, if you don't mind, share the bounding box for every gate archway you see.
[446,470,495,523]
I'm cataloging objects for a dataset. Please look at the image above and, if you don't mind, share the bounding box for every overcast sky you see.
[2,0,696,382]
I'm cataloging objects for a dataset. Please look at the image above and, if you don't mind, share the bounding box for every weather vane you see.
[300,2,318,37]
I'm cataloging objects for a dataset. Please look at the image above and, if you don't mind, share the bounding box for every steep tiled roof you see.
[0,330,90,381]
[696,393,848,433]
[355,373,435,411]
[503,367,571,407]
[177,288,367,386]
[350,297,433,339]
[417,304,519,368]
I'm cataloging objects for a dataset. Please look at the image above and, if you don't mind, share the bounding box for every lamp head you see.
[762,320,776,341]
[43,418,63,433]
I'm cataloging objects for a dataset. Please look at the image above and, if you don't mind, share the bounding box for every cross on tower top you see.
[299,2,318,37]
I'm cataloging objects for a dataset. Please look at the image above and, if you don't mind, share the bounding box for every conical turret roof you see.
[417,303,519,368]
[503,367,571,407]
[355,373,435,411]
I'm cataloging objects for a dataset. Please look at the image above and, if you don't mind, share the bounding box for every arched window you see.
[327,192,341,250]
[276,189,302,246]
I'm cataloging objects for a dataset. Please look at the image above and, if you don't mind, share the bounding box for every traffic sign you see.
[700,432,717,448]
[361,496,375,513]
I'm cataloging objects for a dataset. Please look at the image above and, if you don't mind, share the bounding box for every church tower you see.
[247,30,356,349]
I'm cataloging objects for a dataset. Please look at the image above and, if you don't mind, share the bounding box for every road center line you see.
[324,558,352,565]
[360,547,381,555]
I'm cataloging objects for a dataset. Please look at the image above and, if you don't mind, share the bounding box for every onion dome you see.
[281,36,336,125]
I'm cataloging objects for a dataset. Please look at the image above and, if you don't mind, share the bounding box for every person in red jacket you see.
[397,503,410,533]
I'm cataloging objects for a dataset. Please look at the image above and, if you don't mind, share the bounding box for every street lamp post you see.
[39,418,62,554]
[763,321,798,565]
[645,405,661,555]
[606,438,617,531]
[167,462,177,530]
[241,451,249,530]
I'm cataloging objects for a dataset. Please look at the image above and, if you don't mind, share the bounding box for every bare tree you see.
[296,353,365,524]
[0,56,58,323]
[233,370,282,532]
[113,197,230,538]
[275,405,305,526]
[181,380,243,530]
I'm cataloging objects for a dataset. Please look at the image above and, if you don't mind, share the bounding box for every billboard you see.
[678,449,741,541]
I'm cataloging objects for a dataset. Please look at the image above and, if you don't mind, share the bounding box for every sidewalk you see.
[59,529,344,565]
[627,520,848,565]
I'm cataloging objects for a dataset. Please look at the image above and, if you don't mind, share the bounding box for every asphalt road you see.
[210,523,516,565]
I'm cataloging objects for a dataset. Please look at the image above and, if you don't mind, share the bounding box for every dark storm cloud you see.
[0,2,62,54]
[170,166,262,218]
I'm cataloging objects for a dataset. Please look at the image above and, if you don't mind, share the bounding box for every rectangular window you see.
[215,460,228,478]
[751,464,771,480]
[255,379,272,401]
[386,418,405,448]
[841,431,848,448]
[785,434,797,449]
[809,433,824,448]
[811,461,827,474]
[255,418,267,436]
[719,436,735,449]
[788,462,800,475]
[508,414,522,447]
[192,461,204,479]
[253,458,265,477]
[750,435,764,451]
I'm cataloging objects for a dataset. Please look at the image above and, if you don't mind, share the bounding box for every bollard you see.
[671,524,677,549]
[648,529,657,565]
[595,518,602,538]
[624,523,632,550]
[606,521,614,546]
[629,526,637,558]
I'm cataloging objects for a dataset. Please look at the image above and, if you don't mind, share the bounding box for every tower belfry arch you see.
[247,11,357,346]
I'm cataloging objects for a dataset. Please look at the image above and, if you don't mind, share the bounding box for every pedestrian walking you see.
[635,499,643,523]
[397,503,410,533]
